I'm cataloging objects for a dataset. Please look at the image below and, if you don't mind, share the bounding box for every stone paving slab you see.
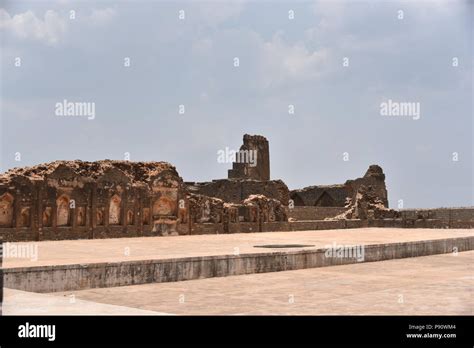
[3,228,473,268]
[2,288,171,315]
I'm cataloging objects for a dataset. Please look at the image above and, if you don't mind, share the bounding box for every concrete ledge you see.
[4,236,472,293]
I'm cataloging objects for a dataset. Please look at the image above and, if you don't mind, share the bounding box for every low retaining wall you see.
[4,236,472,293]
[288,207,347,221]
[1,207,472,242]
[399,208,474,228]
[289,219,347,231]
[0,225,159,242]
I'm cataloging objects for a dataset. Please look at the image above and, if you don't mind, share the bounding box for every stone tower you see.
[228,134,270,181]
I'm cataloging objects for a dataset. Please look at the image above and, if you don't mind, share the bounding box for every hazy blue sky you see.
[1,0,472,208]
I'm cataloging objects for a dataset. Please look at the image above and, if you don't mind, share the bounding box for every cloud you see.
[0,7,117,45]
[0,9,67,45]
[258,33,329,89]
[194,1,246,26]
[86,8,116,25]
[192,38,213,56]
[311,0,346,31]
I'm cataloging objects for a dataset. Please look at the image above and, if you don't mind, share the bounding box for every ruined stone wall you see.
[290,165,388,208]
[0,160,186,242]
[399,207,474,228]
[290,184,349,207]
[0,158,293,242]
[228,134,270,181]
[346,165,388,207]
[186,179,289,205]
[182,192,288,235]
[0,140,470,242]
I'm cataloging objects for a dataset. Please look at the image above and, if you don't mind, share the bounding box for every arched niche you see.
[77,207,86,226]
[127,210,134,225]
[153,197,174,217]
[0,193,14,227]
[56,195,70,226]
[96,208,104,226]
[109,194,121,225]
[43,207,52,227]
[20,207,30,227]
[142,208,150,225]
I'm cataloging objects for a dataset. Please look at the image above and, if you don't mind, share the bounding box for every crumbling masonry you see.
[0,134,472,242]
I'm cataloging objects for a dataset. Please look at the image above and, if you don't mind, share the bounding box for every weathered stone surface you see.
[242,194,288,222]
[228,134,270,181]
[0,136,471,242]
[332,184,399,220]
[26,251,470,316]
[0,160,185,239]
[4,233,472,293]
[290,164,389,208]
[187,194,224,224]
[186,179,289,205]
[287,206,347,221]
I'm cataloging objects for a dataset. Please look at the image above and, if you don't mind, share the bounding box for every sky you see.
[0,0,472,209]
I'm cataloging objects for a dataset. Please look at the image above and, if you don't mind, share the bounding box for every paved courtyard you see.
[3,228,473,268]
[4,251,473,315]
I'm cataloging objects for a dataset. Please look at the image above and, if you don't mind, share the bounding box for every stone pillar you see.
[104,191,110,228]
[138,191,143,233]
[14,191,20,231]
[149,199,153,227]
[36,186,43,241]
[52,193,58,230]
[121,188,128,228]
[91,185,97,228]
[91,184,97,239]
[71,196,77,230]
[136,189,142,233]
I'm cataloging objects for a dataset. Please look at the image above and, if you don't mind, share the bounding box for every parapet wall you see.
[287,207,473,228]
[399,208,474,228]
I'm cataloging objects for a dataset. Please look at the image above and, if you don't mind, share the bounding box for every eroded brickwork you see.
[186,179,289,205]
[228,134,270,181]
[290,165,388,208]
[0,160,185,240]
